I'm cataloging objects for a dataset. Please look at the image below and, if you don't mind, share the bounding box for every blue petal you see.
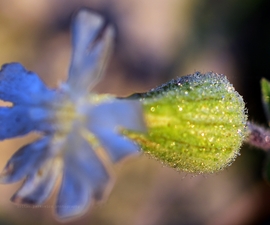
[11,158,61,204]
[0,104,56,140]
[0,106,35,140]
[28,106,56,133]
[64,130,111,200]
[0,63,57,140]
[0,63,53,104]
[56,166,91,219]
[91,127,140,162]
[88,99,145,132]
[67,9,114,96]
[0,137,51,183]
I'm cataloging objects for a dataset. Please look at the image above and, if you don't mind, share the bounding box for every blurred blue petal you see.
[0,137,51,183]
[88,99,145,131]
[0,63,53,104]
[56,165,91,219]
[67,9,114,96]
[0,63,57,140]
[0,106,36,140]
[64,130,110,200]
[11,158,61,204]
[92,127,140,162]
[28,106,56,133]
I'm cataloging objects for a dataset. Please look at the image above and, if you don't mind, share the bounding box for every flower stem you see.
[246,122,270,151]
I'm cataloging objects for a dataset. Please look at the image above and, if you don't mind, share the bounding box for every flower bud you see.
[126,72,247,173]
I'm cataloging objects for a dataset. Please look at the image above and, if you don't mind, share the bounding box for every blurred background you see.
[0,0,270,224]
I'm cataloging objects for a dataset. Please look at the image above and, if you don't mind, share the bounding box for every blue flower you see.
[0,9,145,219]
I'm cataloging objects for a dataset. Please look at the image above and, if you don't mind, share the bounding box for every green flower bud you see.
[126,72,247,173]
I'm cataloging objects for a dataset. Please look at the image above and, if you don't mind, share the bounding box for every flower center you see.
[51,93,113,152]
[54,97,85,140]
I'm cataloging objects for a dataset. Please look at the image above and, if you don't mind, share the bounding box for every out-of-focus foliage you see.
[261,78,270,125]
